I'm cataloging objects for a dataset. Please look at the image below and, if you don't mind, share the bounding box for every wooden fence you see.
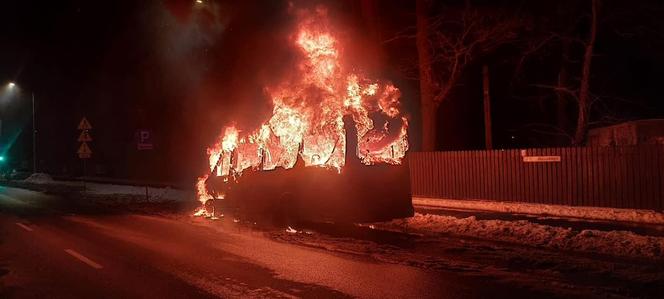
[409,145,664,210]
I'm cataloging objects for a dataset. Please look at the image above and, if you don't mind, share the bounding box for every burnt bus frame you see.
[207,121,413,223]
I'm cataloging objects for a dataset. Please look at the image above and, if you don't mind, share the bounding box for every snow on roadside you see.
[373,213,664,260]
[24,173,54,183]
[414,197,664,225]
[21,176,192,202]
[82,183,192,202]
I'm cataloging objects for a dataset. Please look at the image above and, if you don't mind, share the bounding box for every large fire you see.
[195,9,409,210]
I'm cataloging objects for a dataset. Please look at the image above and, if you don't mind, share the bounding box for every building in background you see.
[587,119,664,146]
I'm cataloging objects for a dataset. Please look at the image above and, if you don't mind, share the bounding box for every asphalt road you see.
[0,186,541,299]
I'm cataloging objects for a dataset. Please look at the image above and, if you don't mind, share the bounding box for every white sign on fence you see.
[523,156,561,163]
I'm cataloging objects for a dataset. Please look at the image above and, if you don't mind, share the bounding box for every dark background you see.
[1,0,663,185]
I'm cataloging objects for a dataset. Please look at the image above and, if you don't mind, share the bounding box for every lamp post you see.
[6,82,37,174]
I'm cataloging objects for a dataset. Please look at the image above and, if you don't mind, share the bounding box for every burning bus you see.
[194,8,413,223]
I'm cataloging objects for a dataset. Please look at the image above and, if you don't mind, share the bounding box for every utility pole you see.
[483,65,493,150]
[32,92,37,173]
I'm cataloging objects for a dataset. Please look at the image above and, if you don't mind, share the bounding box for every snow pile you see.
[377,213,664,259]
[24,173,54,183]
[19,174,192,202]
[84,183,191,202]
[414,197,664,225]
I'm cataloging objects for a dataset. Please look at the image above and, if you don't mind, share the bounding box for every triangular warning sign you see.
[77,130,92,142]
[78,117,92,130]
[77,142,92,155]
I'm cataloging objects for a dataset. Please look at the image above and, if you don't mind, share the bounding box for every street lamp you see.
[4,82,37,174]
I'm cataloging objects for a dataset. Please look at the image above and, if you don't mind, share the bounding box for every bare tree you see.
[573,0,598,144]
[514,0,600,145]
[414,0,518,151]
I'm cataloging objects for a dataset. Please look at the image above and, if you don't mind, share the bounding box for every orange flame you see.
[194,9,409,211]
[196,174,213,204]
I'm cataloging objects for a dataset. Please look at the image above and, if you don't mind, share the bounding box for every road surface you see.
[0,186,544,298]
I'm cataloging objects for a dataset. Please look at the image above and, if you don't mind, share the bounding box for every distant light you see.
[0,156,5,162]
[7,82,15,88]
[196,0,203,3]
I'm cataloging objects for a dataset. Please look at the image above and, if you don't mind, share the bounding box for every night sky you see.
[1,0,664,184]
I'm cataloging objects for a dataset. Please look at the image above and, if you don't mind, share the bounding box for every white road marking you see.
[15,222,34,232]
[64,249,103,269]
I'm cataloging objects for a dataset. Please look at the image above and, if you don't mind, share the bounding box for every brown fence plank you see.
[461,151,471,199]
[579,146,587,206]
[634,146,641,209]
[619,147,628,208]
[557,147,564,205]
[546,148,555,204]
[645,145,655,209]
[480,150,487,200]
[503,150,510,201]
[568,147,575,206]
[441,152,448,198]
[452,151,459,198]
[565,147,573,206]
[434,152,440,197]
[600,147,608,207]
[514,149,521,201]
[508,149,516,201]
[638,146,648,209]
[490,150,504,200]
[533,148,542,204]
[540,148,548,204]
[495,150,502,201]
[548,148,555,204]
[659,145,664,210]
[465,151,472,199]
[460,151,466,198]
[415,153,422,197]
[558,148,570,205]
[448,151,455,198]
[608,147,622,207]
[526,149,532,202]
[421,153,427,197]
[627,146,636,209]
[571,147,578,206]
[458,151,464,198]
[553,147,561,205]
[642,146,652,209]
[618,146,627,208]
[427,152,434,197]
[487,150,492,200]
[605,146,612,208]
[434,152,441,198]
[547,148,554,204]
[604,147,615,208]
[590,146,597,206]
[646,145,659,209]
[635,146,643,209]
